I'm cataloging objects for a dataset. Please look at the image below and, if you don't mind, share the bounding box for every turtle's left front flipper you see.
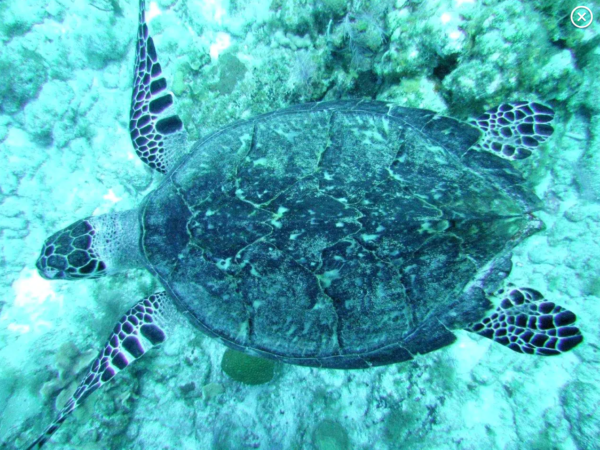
[129,0,187,174]
[466,287,583,355]
[25,292,173,450]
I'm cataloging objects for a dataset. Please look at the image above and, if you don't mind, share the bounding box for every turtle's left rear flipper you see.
[25,292,172,450]
[466,287,583,355]
[129,0,187,174]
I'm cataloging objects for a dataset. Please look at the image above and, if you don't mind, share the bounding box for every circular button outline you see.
[571,6,593,29]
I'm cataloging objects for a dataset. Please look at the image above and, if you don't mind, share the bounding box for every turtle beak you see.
[35,257,47,278]
[36,254,65,280]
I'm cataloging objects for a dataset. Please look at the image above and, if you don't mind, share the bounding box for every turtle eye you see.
[37,219,108,280]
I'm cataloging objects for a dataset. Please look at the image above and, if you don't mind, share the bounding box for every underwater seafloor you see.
[1,0,600,449]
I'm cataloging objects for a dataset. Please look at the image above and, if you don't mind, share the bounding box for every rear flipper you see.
[25,292,172,450]
[470,101,555,160]
[466,287,583,355]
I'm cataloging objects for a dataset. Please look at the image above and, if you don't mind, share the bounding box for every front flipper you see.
[129,0,187,174]
[466,287,583,356]
[470,101,555,160]
[25,292,172,450]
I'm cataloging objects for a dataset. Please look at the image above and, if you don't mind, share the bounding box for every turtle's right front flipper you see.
[25,292,173,450]
[130,0,187,174]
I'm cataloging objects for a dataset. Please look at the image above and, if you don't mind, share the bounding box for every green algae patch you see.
[221,348,275,385]
[213,54,247,95]
[313,419,349,450]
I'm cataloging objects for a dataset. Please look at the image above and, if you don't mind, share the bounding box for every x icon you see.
[571,6,593,28]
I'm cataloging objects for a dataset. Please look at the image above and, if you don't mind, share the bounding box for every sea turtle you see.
[26,0,583,448]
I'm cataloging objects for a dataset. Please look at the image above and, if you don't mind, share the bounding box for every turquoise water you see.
[1,0,599,449]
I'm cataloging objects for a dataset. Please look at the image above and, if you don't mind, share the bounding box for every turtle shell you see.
[139,100,542,369]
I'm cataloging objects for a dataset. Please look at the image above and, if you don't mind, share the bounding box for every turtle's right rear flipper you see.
[465,287,583,356]
[25,292,172,449]
[470,101,555,160]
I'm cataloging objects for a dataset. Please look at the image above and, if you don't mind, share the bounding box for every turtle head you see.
[37,218,107,280]
[37,211,141,280]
